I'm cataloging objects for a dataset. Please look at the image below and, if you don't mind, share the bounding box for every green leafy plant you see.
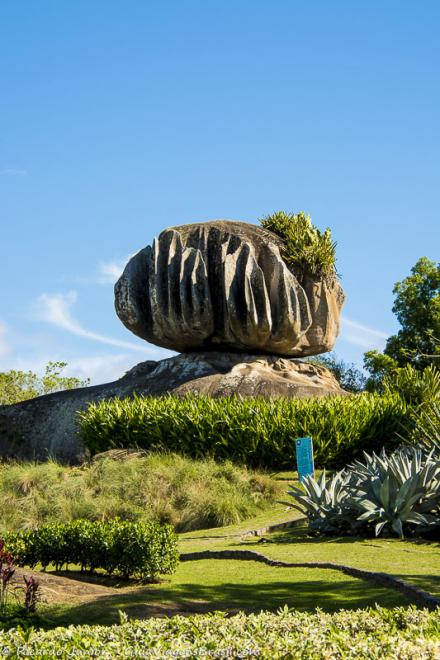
[290,447,440,539]
[78,393,410,469]
[4,519,179,581]
[383,364,440,405]
[260,211,337,278]
[410,402,440,453]
[0,607,439,656]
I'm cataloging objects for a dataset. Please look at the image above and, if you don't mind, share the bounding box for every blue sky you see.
[1,1,439,384]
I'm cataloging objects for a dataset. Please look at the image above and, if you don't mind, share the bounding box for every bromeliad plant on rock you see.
[289,446,440,539]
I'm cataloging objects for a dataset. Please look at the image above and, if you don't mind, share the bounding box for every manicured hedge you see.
[78,393,410,469]
[0,607,438,657]
[4,519,178,581]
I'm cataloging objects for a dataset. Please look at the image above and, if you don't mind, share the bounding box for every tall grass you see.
[78,393,410,469]
[0,452,281,534]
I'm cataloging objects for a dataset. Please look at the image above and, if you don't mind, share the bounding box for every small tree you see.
[364,257,440,390]
[0,362,90,405]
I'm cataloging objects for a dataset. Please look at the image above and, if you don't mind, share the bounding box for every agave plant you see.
[346,447,440,538]
[289,447,440,539]
[288,471,353,534]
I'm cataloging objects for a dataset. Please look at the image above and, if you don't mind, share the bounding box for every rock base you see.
[0,352,345,463]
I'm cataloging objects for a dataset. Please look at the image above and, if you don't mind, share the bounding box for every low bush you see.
[289,446,440,538]
[4,519,179,581]
[0,607,438,657]
[0,452,280,533]
[78,393,411,469]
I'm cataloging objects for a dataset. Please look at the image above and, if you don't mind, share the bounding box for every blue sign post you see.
[295,437,315,482]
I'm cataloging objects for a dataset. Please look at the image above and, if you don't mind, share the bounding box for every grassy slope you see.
[0,453,281,533]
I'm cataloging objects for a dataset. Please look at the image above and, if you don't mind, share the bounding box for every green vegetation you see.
[0,361,89,405]
[383,363,440,405]
[0,452,280,533]
[79,393,410,469]
[8,559,412,630]
[409,402,440,452]
[364,257,440,389]
[4,519,178,581]
[1,485,439,636]
[1,606,439,657]
[307,352,366,392]
[289,446,440,539]
[260,210,337,278]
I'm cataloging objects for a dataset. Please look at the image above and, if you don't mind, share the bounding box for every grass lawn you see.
[179,471,440,600]
[20,558,413,630]
[3,470,439,630]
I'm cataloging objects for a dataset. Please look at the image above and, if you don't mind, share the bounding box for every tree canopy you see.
[0,361,90,406]
[364,257,440,390]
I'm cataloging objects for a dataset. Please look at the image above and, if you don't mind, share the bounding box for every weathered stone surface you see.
[115,221,345,356]
[0,353,345,463]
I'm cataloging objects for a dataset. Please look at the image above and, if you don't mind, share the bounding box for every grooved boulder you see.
[115,221,345,356]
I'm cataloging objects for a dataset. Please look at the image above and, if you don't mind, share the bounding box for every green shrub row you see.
[78,393,411,469]
[4,519,178,581]
[0,607,438,658]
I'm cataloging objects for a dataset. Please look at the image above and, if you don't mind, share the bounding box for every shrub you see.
[4,519,179,581]
[383,364,440,405]
[260,210,337,278]
[289,446,440,538]
[78,393,411,469]
[0,607,439,657]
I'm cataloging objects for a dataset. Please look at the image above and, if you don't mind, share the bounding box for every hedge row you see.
[78,393,411,469]
[0,607,438,658]
[4,519,178,581]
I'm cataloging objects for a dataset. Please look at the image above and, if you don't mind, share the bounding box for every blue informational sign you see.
[295,437,315,482]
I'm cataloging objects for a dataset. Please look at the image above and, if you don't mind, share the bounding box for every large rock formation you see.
[115,221,345,356]
[0,353,345,463]
[0,219,347,463]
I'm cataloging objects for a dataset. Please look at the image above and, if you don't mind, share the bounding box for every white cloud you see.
[0,169,27,176]
[63,354,138,384]
[339,316,388,349]
[0,352,151,386]
[97,254,134,284]
[32,290,160,355]
[0,321,11,357]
